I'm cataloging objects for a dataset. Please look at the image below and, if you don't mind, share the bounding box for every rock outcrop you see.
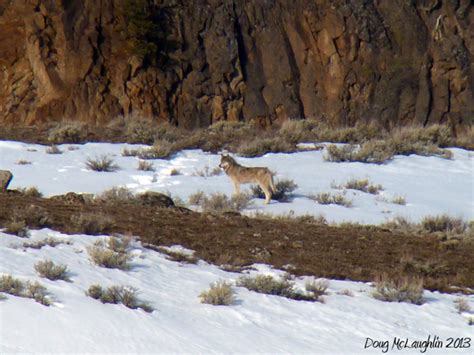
[0,0,472,129]
[0,170,13,192]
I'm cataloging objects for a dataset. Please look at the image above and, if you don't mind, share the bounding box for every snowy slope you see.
[0,229,473,354]
[0,140,472,224]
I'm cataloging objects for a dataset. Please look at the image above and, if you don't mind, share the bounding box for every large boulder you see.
[0,170,13,192]
[138,192,175,208]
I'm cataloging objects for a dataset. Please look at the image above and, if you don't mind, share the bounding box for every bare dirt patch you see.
[0,193,473,294]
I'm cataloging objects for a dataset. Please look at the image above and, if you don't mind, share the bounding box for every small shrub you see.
[170,168,181,176]
[123,119,158,144]
[0,274,51,306]
[421,215,467,234]
[34,260,70,281]
[86,284,153,312]
[237,274,320,302]
[126,140,175,160]
[324,142,393,164]
[4,220,29,237]
[158,248,198,264]
[16,159,32,165]
[237,274,294,296]
[18,186,43,198]
[454,298,471,313]
[86,155,119,172]
[137,160,155,171]
[237,137,296,157]
[391,195,407,205]
[251,178,298,202]
[48,122,86,143]
[342,178,382,194]
[310,192,352,207]
[469,318,474,326]
[10,205,49,229]
[305,279,329,301]
[380,216,417,234]
[193,166,221,177]
[86,237,132,270]
[188,190,205,205]
[95,187,136,204]
[199,281,235,305]
[45,145,62,154]
[71,213,115,235]
[25,281,51,306]
[252,211,328,225]
[372,274,425,305]
[193,192,253,213]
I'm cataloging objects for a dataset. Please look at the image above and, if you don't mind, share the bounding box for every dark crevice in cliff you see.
[281,25,304,118]
[233,14,247,82]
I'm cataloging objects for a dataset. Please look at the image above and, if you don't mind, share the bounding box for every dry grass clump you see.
[22,237,72,249]
[391,195,407,205]
[188,190,205,205]
[48,122,86,143]
[372,274,425,305]
[86,236,132,270]
[17,186,43,198]
[455,126,474,150]
[122,140,175,160]
[0,274,51,306]
[421,214,467,234]
[4,220,29,238]
[237,137,296,157]
[137,160,155,171]
[9,205,50,229]
[199,280,235,305]
[190,192,253,213]
[95,187,136,204]
[193,165,221,177]
[86,155,119,172]
[380,216,417,234]
[310,192,353,207]
[304,279,329,301]
[324,133,453,164]
[454,298,471,314]
[45,145,62,154]
[122,118,160,144]
[252,211,328,225]
[169,168,181,176]
[34,260,70,281]
[251,178,298,202]
[158,248,199,264]
[70,213,115,235]
[237,274,324,302]
[338,178,382,194]
[16,159,32,165]
[87,284,153,312]
[237,274,293,296]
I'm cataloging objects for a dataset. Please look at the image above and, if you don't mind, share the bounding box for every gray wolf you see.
[219,154,275,204]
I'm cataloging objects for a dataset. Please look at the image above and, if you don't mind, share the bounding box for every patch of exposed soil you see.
[1,193,473,294]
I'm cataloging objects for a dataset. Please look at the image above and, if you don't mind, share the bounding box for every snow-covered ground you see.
[0,229,473,354]
[0,140,472,224]
[0,140,473,353]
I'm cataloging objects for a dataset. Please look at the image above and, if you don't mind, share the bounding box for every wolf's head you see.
[219,154,237,171]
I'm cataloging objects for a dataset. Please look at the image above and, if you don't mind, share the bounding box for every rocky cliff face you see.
[0,0,472,129]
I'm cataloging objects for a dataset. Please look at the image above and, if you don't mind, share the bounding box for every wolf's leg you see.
[261,185,271,204]
[233,182,241,195]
